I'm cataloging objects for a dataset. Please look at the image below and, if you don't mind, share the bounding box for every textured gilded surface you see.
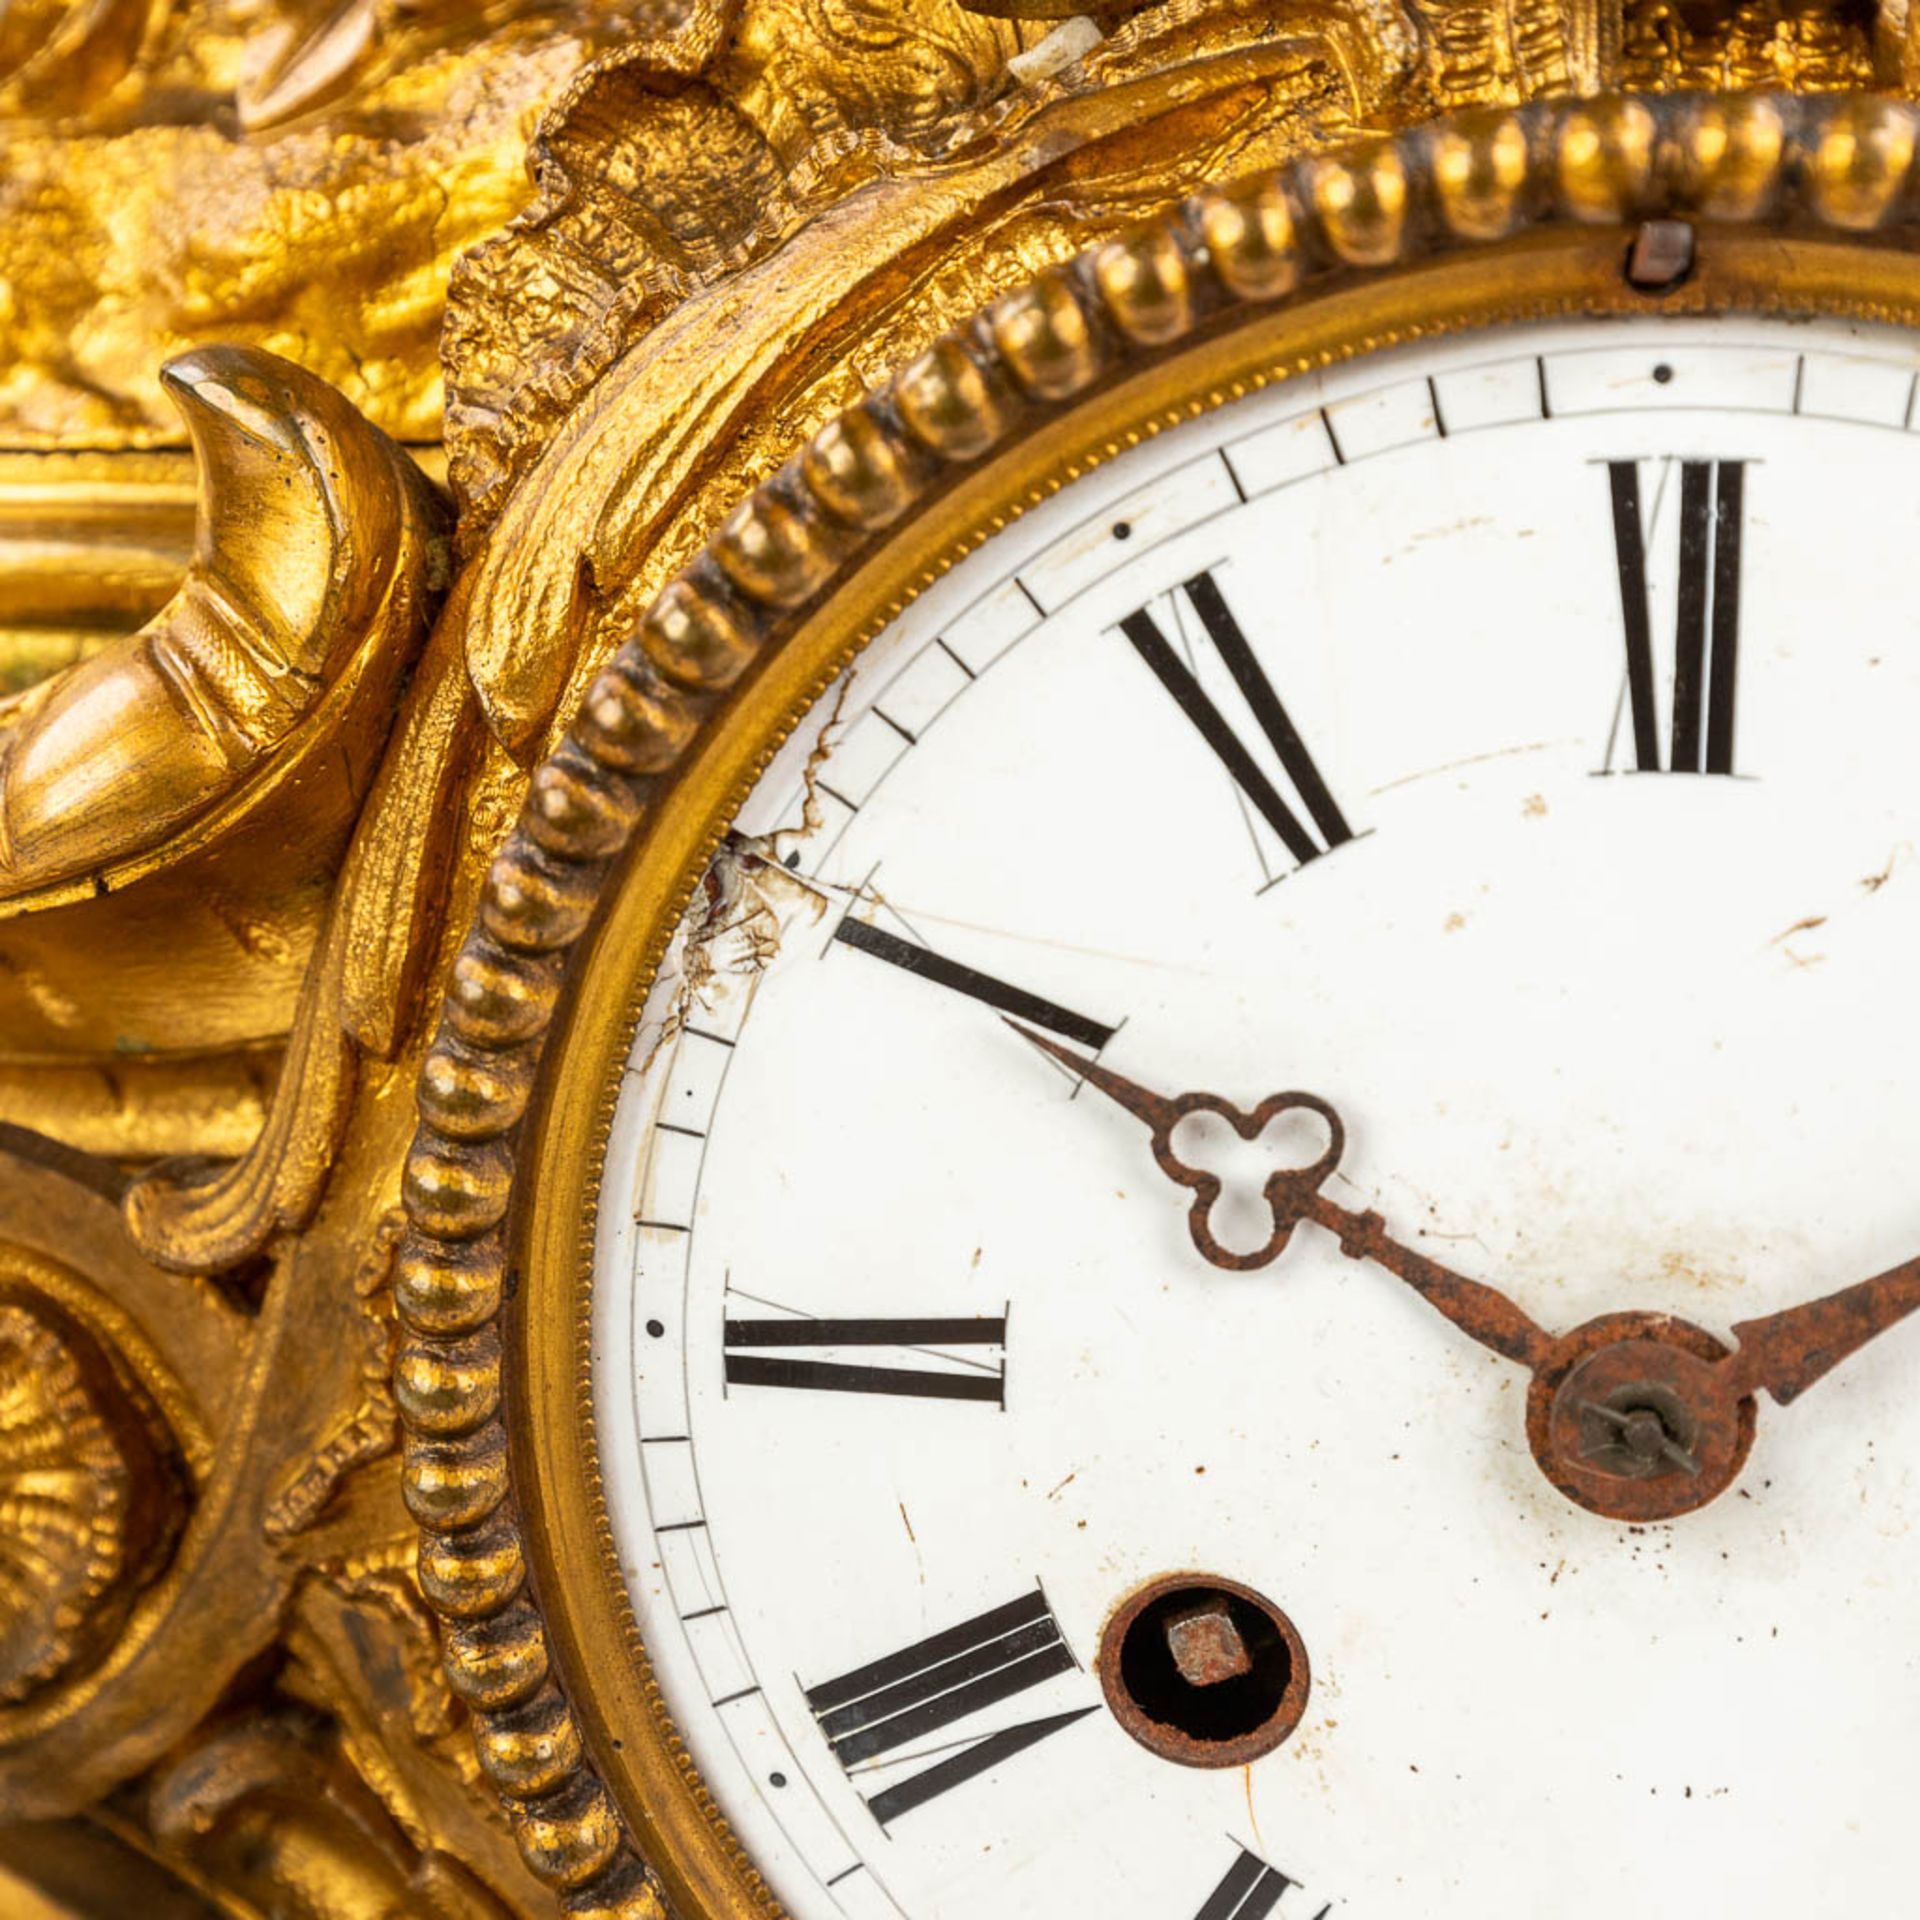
[0,348,446,905]
[0,0,660,451]
[1,0,1917,1914]
[0,1270,183,1705]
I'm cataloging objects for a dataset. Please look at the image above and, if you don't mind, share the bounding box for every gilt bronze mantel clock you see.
[6,1,1920,1914]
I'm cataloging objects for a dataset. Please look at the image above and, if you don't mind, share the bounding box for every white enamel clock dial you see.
[593,316,1920,1920]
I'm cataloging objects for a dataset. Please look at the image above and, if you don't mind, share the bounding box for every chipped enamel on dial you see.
[593,317,1920,1920]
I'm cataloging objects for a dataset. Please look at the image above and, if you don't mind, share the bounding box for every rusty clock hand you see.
[1724,1250,1920,1405]
[1009,1023,1920,1521]
[1006,1020,1341,1273]
[1009,1023,1912,1522]
[1295,1191,1556,1371]
[1007,1021,1554,1367]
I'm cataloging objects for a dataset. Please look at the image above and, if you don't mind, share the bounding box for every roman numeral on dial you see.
[723,1315,1006,1404]
[803,1589,1095,1826]
[1121,570,1352,870]
[1606,458,1747,774]
[834,916,1116,1052]
[1192,1844,1327,1920]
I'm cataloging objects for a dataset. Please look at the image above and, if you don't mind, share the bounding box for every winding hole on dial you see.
[1097,1572,1310,1768]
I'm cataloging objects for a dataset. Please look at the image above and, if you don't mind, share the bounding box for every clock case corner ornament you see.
[398,87,1920,1920]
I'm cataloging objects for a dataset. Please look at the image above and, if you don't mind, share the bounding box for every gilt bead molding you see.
[398,88,1920,1915]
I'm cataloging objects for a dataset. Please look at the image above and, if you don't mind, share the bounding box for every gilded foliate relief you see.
[0,0,684,449]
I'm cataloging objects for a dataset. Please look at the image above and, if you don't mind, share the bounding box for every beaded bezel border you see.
[395,89,1920,1917]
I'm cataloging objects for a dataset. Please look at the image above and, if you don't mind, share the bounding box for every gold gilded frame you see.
[398,90,1920,1919]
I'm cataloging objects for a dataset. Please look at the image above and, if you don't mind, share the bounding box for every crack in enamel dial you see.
[587,317,1920,1919]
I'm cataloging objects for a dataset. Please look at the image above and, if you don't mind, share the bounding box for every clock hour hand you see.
[1007,1022,1555,1368]
[1724,1250,1920,1405]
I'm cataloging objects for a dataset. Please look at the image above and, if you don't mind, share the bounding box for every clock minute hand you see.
[1725,1250,1920,1406]
[1007,1021,1556,1369]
